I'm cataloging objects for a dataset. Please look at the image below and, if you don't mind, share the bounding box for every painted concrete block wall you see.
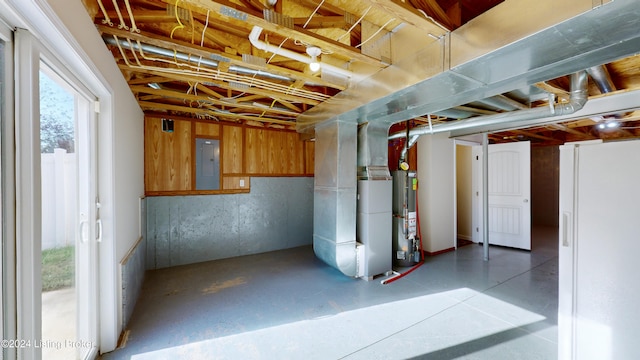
[121,237,146,329]
[146,177,314,269]
[417,133,455,253]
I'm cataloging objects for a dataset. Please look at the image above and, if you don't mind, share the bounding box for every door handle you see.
[523,199,529,203]
[96,219,103,243]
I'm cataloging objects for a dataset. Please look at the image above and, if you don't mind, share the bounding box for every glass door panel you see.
[40,63,97,360]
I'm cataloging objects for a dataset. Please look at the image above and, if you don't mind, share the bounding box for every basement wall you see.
[120,236,146,329]
[146,177,314,269]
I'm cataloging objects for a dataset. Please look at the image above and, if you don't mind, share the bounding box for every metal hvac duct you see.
[313,120,359,277]
[587,65,616,94]
[389,71,588,139]
[297,0,640,132]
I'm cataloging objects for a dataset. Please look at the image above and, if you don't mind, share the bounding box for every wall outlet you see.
[239,179,245,187]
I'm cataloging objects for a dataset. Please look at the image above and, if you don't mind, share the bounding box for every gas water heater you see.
[392,170,420,267]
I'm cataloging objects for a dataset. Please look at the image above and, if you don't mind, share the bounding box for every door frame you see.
[14,28,43,360]
[4,0,120,353]
[0,19,17,360]
[453,139,481,249]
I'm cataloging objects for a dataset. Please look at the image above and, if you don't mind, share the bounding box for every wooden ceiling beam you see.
[535,81,570,102]
[299,0,345,16]
[364,0,450,36]
[292,16,347,29]
[510,129,559,142]
[173,0,384,67]
[138,101,297,125]
[99,25,345,90]
[128,75,171,85]
[548,123,596,139]
[131,85,300,116]
[238,0,266,12]
[407,0,454,29]
[119,64,323,105]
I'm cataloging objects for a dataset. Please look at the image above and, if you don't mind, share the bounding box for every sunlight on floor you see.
[129,288,550,360]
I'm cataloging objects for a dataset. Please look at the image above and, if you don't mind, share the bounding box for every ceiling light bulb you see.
[606,121,619,128]
[597,123,606,129]
[309,59,321,72]
[306,46,322,72]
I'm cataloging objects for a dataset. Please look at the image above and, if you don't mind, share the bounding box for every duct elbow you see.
[554,70,588,116]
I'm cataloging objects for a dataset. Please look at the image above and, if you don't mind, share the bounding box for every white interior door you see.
[487,141,531,250]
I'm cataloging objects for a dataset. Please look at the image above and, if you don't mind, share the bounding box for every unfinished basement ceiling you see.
[82,0,640,145]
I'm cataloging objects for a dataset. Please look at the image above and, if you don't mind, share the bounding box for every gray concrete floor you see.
[101,225,558,359]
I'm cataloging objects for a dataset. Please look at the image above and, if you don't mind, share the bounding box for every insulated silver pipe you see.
[103,36,293,82]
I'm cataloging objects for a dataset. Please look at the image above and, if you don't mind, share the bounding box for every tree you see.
[39,71,75,153]
[40,113,74,153]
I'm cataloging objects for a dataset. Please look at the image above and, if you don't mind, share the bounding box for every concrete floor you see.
[42,287,76,360]
[101,226,558,360]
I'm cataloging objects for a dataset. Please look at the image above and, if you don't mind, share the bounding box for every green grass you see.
[41,245,74,292]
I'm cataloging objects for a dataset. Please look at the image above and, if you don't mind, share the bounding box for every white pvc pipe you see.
[248,26,353,79]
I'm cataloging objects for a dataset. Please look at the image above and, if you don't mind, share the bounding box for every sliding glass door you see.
[39,63,99,360]
[14,29,99,360]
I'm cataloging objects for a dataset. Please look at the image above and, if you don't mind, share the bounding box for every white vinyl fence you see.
[41,148,76,250]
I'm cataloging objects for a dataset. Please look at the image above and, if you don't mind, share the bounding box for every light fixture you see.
[306,46,321,72]
[597,121,619,130]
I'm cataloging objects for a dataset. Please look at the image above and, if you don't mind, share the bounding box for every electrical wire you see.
[336,6,372,42]
[123,0,139,33]
[96,0,113,26]
[111,0,129,30]
[356,18,396,48]
[303,0,325,29]
[114,36,330,102]
[170,0,185,39]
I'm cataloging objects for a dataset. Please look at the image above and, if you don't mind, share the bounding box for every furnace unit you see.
[356,166,392,280]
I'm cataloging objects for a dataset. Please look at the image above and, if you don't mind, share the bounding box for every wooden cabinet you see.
[144,115,313,195]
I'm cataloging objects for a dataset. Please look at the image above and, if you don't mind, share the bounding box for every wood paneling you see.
[195,122,220,137]
[305,141,315,175]
[223,176,250,190]
[245,128,268,174]
[145,117,192,192]
[222,125,243,174]
[245,128,308,175]
[285,132,305,174]
[145,115,312,195]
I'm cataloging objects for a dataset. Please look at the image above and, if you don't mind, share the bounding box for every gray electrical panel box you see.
[195,138,220,190]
